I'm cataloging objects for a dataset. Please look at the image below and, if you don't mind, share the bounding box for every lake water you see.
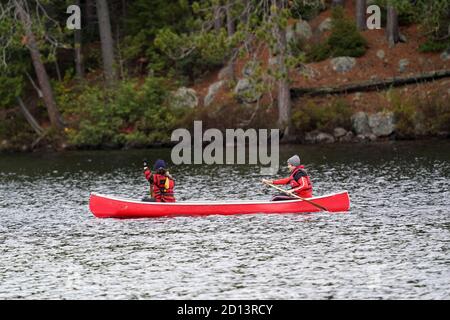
[0,141,449,299]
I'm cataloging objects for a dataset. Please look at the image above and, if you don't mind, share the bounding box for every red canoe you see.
[89,191,350,218]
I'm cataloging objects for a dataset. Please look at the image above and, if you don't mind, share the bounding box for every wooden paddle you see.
[262,180,329,212]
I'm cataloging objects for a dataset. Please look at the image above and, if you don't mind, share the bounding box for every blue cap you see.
[154,159,166,170]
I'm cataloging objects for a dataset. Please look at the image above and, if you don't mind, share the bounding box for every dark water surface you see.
[0,141,449,299]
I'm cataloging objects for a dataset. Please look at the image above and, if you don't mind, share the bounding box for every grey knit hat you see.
[287,155,300,166]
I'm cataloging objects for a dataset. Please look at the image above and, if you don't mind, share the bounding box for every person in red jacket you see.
[143,159,176,202]
[262,155,313,201]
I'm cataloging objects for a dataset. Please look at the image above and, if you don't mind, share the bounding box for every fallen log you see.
[291,69,450,98]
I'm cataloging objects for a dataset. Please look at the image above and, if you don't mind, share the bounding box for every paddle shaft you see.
[263,181,329,212]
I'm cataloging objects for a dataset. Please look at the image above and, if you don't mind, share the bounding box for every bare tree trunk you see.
[223,1,236,80]
[75,0,84,80]
[386,5,400,47]
[214,5,223,32]
[225,1,235,36]
[241,0,250,25]
[14,0,64,131]
[74,28,84,79]
[272,0,291,138]
[356,0,366,31]
[96,0,116,86]
[85,0,96,35]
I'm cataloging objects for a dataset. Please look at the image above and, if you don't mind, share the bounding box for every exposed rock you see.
[376,50,385,60]
[399,59,409,73]
[305,131,335,144]
[333,127,347,138]
[297,64,319,79]
[368,112,395,137]
[367,133,378,141]
[218,65,233,80]
[318,18,332,33]
[351,111,371,135]
[399,33,407,43]
[204,81,225,107]
[339,131,354,143]
[331,57,356,73]
[287,20,312,44]
[0,139,9,150]
[441,50,450,61]
[356,134,368,142]
[170,87,198,109]
[316,132,335,144]
[234,78,261,103]
[295,20,312,40]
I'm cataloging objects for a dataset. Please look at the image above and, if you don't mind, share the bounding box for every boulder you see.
[331,57,356,73]
[286,20,312,44]
[305,131,335,144]
[170,87,198,109]
[0,139,9,150]
[368,112,395,137]
[356,134,368,142]
[295,20,312,40]
[204,81,225,107]
[351,111,371,135]
[399,33,407,43]
[318,18,332,33]
[316,132,335,144]
[399,59,409,73]
[234,78,261,103]
[441,50,450,62]
[376,50,385,60]
[333,127,347,139]
[339,131,355,143]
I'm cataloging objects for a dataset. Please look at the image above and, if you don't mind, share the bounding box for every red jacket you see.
[273,165,313,198]
[144,169,176,202]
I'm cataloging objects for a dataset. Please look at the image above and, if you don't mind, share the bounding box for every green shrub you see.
[291,0,326,21]
[389,91,417,137]
[389,90,450,137]
[327,7,368,58]
[306,42,331,62]
[419,39,450,53]
[418,94,450,134]
[305,7,367,62]
[58,76,186,148]
[291,99,352,133]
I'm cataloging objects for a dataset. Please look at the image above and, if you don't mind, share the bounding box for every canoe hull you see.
[89,192,350,218]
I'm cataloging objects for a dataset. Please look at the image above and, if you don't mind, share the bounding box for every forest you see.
[0,0,449,151]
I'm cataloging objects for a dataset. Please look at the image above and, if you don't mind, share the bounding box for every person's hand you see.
[143,160,149,171]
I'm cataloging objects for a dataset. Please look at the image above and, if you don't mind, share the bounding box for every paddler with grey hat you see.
[262,155,313,201]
